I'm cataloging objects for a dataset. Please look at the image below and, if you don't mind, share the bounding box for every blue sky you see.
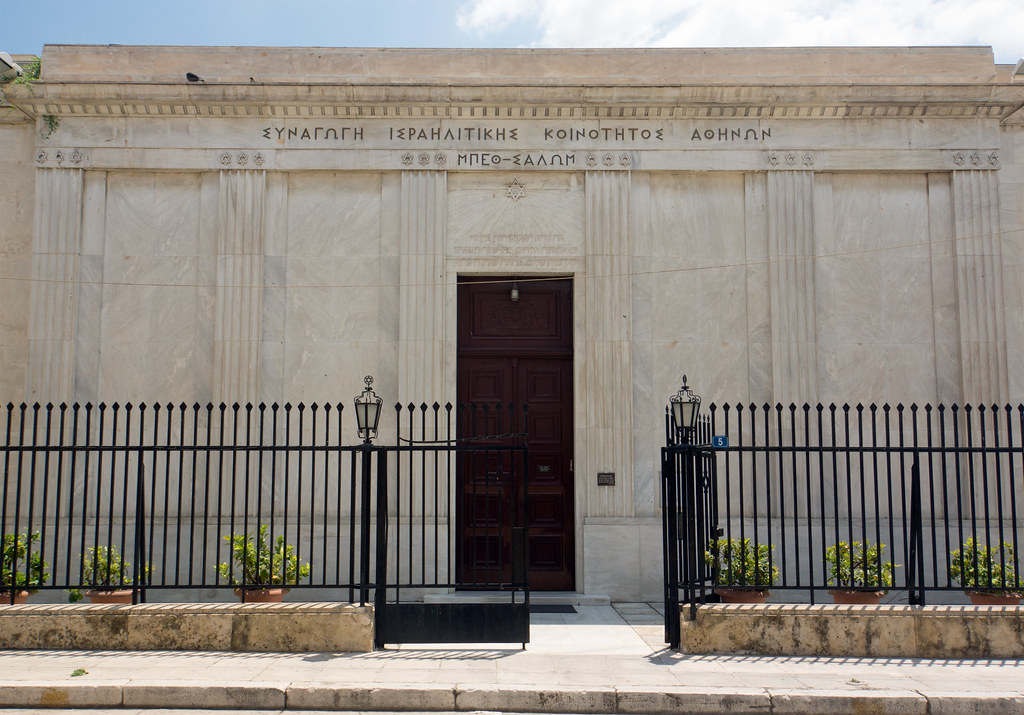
[2,0,1021,64]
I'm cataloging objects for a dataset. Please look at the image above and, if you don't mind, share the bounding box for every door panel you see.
[457,278,574,591]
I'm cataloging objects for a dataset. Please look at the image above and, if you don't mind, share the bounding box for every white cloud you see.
[456,0,1023,63]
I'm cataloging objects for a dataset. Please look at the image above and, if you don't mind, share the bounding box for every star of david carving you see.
[505,179,526,202]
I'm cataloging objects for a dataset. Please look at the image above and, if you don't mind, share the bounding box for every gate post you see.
[358,445,372,606]
[662,447,681,649]
[132,450,147,604]
[907,455,925,606]
[373,449,388,649]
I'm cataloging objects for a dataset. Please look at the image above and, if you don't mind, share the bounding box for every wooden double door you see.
[457,277,575,591]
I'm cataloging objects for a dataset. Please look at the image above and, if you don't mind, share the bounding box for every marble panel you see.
[259,339,285,404]
[447,171,583,257]
[648,173,747,263]
[282,341,381,402]
[80,171,107,256]
[817,255,934,346]
[285,255,381,288]
[261,285,286,343]
[583,522,641,600]
[104,172,202,258]
[380,172,401,257]
[637,520,665,598]
[98,340,202,400]
[285,286,379,343]
[101,280,201,345]
[0,257,31,345]
[820,343,937,405]
[264,172,289,258]
[286,172,382,257]
[827,173,931,257]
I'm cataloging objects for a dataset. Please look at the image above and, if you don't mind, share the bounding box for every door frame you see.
[454,274,577,591]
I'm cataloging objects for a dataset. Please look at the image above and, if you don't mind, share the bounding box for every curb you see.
[1,682,1023,713]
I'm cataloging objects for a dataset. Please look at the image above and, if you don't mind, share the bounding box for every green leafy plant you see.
[216,525,311,588]
[1,530,49,592]
[1,57,60,138]
[705,537,778,588]
[949,539,1023,596]
[825,540,896,590]
[68,545,149,602]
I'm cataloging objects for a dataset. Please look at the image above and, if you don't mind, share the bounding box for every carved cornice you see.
[5,82,1023,122]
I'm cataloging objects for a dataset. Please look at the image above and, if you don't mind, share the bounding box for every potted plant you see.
[217,525,311,602]
[705,537,778,603]
[1,530,49,604]
[948,539,1023,605]
[68,545,149,604]
[825,540,896,604]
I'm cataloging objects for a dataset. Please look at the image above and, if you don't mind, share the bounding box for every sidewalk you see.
[1,603,1023,713]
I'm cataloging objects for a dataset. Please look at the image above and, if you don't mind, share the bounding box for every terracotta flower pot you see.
[966,591,1022,606]
[234,587,287,603]
[715,588,771,604]
[0,590,30,605]
[829,589,886,604]
[86,589,134,604]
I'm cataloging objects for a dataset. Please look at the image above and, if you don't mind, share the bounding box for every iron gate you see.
[661,421,718,649]
[374,402,530,647]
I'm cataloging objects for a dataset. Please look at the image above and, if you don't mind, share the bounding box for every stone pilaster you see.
[951,169,1008,404]
[26,168,84,402]
[399,170,446,403]
[767,171,818,404]
[214,170,265,404]
[584,171,634,518]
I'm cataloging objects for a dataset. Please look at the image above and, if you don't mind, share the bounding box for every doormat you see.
[529,604,577,614]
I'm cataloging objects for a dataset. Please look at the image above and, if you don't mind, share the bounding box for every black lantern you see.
[354,375,382,443]
[670,374,701,438]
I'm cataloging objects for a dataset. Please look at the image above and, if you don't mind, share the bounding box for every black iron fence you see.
[1,400,528,630]
[663,402,1024,647]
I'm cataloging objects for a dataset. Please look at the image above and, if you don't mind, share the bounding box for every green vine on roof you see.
[2,57,60,138]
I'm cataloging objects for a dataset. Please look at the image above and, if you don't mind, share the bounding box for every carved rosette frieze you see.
[35,148,91,168]
[396,152,449,169]
[767,151,814,169]
[947,151,999,169]
[212,150,271,169]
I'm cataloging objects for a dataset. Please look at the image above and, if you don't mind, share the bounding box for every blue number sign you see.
[712,435,729,449]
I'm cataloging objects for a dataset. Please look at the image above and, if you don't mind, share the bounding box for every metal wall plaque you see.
[597,472,615,486]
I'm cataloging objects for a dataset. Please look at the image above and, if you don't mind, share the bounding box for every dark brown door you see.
[457,277,574,591]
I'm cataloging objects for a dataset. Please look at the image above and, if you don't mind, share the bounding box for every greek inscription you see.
[690,127,770,142]
[542,127,663,142]
[512,153,575,167]
[393,127,518,142]
[457,153,502,166]
[262,126,363,142]
[455,152,576,168]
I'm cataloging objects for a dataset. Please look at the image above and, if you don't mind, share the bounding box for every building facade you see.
[1,46,1023,600]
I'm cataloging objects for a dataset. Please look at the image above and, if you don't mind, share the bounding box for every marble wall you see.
[6,122,1022,602]
[0,122,35,402]
[1001,124,1024,404]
